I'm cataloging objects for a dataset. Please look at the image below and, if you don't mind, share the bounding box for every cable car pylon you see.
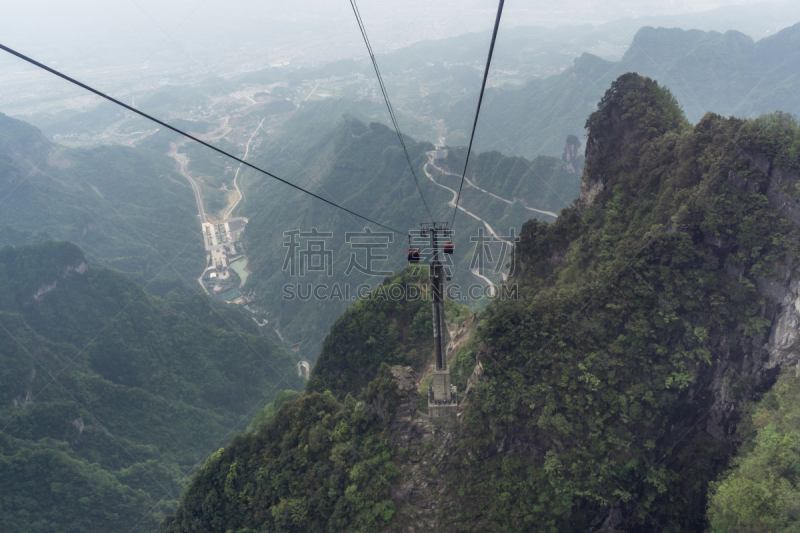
[409,222,458,417]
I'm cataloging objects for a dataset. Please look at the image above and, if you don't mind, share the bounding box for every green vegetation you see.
[0,432,165,532]
[708,369,800,532]
[449,340,478,394]
[442,146,580,213]
[0,240,302,532]
[307,267,433,399]
[161,265,444,531]
[8,31,800,528]
[162,372,401,533]
[238,113,559,355]
[245,390,302,433]
[447,74,800,530]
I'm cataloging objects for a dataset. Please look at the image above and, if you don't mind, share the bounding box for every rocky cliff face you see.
[562,134,583,174]
[695,152,800,445]
[31,260,88,302]
[380,367,455,532]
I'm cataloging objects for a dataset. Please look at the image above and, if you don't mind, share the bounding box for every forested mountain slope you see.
[450,22,800,159]
[0,240,302,532]
[0,112,205,284]
[447,73,800,531]
[161,73,800,532]
[161,271,443,533]
[305,268,434,399]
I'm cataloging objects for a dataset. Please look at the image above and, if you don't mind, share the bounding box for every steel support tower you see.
[422,222,458,417]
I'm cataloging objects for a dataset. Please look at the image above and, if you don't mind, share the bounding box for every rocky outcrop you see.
[765,279,800,371]
[675,153,800,458]
[385,366,456,532]
[578,166,605,210]
[12,368,35,407]
[32,281,58,302]
[728,152,800,229]
[387,366,433,448]
[30,260,88,302]
[562,134,583,174]
[578,73,688,214]
[67,417,85,450]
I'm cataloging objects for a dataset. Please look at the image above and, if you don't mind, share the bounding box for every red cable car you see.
[446,274,452,281]
[407,248,421,263]
[443,242,454,255]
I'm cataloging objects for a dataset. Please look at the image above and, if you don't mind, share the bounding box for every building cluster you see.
[201,219,248,299]
[240,289,258,304]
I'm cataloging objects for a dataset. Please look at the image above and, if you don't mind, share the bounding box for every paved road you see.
[427,151,558,219]
[304,82,320,101]
[424,154,515,295]
[224,117,265,219]
[424,154,511,245]
[169,147,207,223]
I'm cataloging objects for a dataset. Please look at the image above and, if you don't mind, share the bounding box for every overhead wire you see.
[348,0,435,223]
[451,0,505,229]
[0,42,406,236]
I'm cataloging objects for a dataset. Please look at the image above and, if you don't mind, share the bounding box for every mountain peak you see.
[579,73,688,209]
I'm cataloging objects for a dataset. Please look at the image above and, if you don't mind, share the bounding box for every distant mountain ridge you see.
[0,112,205,285]
[448,22,800,158]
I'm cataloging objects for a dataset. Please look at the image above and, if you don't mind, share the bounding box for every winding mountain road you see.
[224,117,265,219]
[169,145,207,223]
[424,153,511,246]
[424,154,516,295]
[427,151,558,219]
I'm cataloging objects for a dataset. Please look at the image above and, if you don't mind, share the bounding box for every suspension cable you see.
[451,0,505,229]
[0,42,406,236]
[349,0,435,223]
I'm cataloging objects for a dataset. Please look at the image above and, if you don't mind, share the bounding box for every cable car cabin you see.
[446,274,452,281]
[407,248,421,263]
[443,243,454,255]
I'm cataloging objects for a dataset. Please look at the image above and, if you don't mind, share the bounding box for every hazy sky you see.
[1,0,799,114]
[0,0,788,67]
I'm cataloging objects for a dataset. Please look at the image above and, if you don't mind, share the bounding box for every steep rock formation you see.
[454,75,800,531]
[561,134,583,174]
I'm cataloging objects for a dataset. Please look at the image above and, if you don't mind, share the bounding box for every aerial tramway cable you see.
[348,0,435,223]
[0,42,406,236]
[451,0,505,229]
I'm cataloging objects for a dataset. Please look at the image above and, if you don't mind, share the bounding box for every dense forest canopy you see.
[0,240,302,531]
